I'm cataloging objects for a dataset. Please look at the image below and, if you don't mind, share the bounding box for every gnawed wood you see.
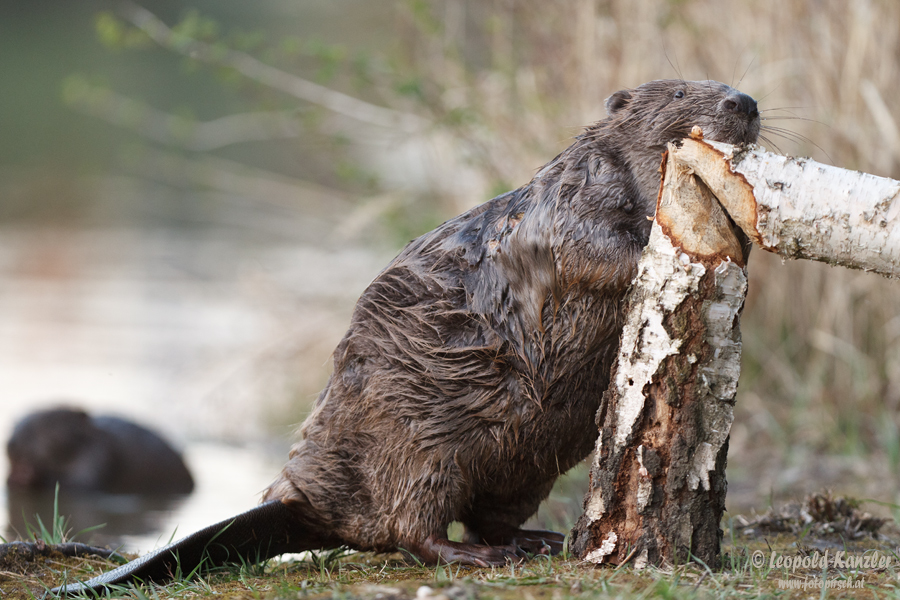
[672,137,900,278]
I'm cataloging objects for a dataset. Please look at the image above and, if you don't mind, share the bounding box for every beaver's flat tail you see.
[52,500,325,596]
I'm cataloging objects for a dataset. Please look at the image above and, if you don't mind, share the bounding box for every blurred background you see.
[1,0,899,551]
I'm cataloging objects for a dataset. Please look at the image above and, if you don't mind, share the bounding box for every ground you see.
[2,493,899,600]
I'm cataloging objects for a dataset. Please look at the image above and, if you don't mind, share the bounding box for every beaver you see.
[55,79,759,594]
[7,407,193,495]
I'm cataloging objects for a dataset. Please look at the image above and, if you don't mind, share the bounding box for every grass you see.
[10,533,898,600]
[4,494,900,599]
[0,484,108,547]
[20,485,106,546]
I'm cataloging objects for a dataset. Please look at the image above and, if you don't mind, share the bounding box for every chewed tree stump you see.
[571,130,900,567]
[570,134,747,567]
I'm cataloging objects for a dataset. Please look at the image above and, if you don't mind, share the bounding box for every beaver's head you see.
[606,79,760,148]
[599,79,760,208]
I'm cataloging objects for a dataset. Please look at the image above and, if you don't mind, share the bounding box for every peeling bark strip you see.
[570,150,747,568]
[672,138,900,278]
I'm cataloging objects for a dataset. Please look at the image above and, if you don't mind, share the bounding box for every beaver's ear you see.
[605,90,632,115]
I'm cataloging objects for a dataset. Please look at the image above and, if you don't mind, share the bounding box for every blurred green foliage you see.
[95,11,151,50]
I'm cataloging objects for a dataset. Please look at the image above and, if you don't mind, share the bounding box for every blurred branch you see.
[333,192,410,242]
[64,76,305,151]
[125,146,354,215]
[117,0,429,132]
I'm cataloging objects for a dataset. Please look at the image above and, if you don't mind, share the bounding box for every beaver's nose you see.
[722,91,759,119]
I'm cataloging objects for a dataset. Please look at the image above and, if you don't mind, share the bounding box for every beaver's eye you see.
[674,90,685,99]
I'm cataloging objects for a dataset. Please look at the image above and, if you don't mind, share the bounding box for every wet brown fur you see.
[262,79,761,565]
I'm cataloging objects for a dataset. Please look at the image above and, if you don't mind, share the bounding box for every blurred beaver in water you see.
[56,79,759,594]
[7,407,193,495]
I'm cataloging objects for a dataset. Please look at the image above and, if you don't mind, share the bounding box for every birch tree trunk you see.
[569,139,749,567]
[571,133,900,568]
